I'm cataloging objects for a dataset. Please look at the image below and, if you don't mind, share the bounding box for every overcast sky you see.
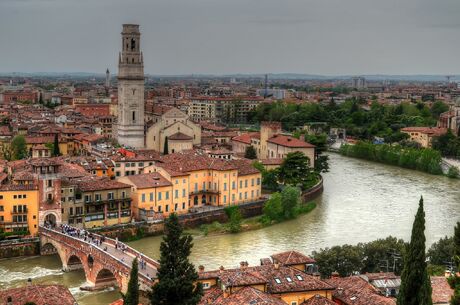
[1,0,459,75]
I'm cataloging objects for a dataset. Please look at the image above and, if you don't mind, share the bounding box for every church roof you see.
[168,132,193,141]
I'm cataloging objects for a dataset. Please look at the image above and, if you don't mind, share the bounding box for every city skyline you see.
[2,0,460,75]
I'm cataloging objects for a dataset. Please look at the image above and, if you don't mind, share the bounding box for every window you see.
[223,195,226,203]
[239,193,242,200]
[13,195,17,199]
[223,183,227,191]
[245,180,248,187]
[138,162,144,167]
[244,192,247,199]
[84,195,91,203]
[141,193,146,202]
[251,178,254,186]
[239,181,242,188]
[296,275,303,281]
[165,205,169,212]
[158,192,162,200]
[286,277,293,283]
[165,191,169,200]
[182,189,186,197]
[108,192,114,200]
[274,278,281,284]
[175,179,178,184]
[175,190,178,198]
[257,178,261,185]
[150,192,154,201]
[194,183,198,192]
[232,181,236,190]
[182,202,185,210]
[202,282,210,289]
[0,205,3,211]
[291,302,297,305]
[95,194,101,201]
[232,194,235,202]
[174,203,178,211]
[0,195,3,199]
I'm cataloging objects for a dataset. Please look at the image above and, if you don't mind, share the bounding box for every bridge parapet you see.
[39,226,158,293]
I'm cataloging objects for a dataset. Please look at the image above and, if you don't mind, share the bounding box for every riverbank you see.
[190,201,317,236]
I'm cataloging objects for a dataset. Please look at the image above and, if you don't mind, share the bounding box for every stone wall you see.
[0,238,40,259]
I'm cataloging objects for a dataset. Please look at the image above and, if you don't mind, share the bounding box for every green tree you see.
[263,192,283,222]
[280,185,301,219]
[163,136,169,155]
[397,197,433,305]
[53,134,60,156]
[427,236,454,266]
[122,258,139,305]
[11,135,27,160]
[244,145,258,159]
[312,244,364,278]
[224,206,242,233]
[149,214,203,305]
[450,222,460,305]
[278,151,317,189]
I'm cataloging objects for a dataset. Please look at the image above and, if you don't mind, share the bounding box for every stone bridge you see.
[39,226,159,293]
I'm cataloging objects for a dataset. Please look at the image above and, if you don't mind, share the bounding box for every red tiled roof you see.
[0,284,76,305]
[124,172,173,189]
[325,276,395,305]
[201,286,287,305]
[267,135,315,148]
[73,176,131,192]
[431,276,454,304]
[271,251,316,266]
[232,132,260,144]
[301,294,336,305]
[401,127,448,136]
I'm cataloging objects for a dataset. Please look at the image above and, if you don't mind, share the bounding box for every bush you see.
[448,167,459,179]
[340,142,443,175]
[224,206,242,233]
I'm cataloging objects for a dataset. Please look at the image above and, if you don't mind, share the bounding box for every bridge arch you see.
[94,268,122,290]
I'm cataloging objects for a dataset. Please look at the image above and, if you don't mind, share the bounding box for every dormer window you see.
[296,275,303,281]
[274,278,281,284]
[286,276,292,282]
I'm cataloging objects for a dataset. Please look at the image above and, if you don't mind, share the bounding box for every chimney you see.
[240,261,246,269]
[274,262,280,270]
[198,265,204,272]
[337,287,343,295]
[331,271,340,278]
[219,266,225,273]
[27,278,32,286]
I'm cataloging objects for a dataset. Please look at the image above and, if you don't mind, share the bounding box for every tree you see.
[244,145,257,159]
[450,222,460,305]
[224,206,242,233]
[263,192,283,222]
[427,236,454,266]
[149,214,203,305]
[163,136,169,155]
[11,135,27,160]
[122,258,139,305]
[53,134,60,156]
[280,186,301,219]
[397,197,433,305]
[277,151,317,190]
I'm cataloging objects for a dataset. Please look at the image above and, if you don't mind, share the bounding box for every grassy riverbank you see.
[188,201,317,236]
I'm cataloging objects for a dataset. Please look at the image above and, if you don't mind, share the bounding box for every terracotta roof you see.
[73,176,131,192]
[431,276,454,304]
[267,135,315,148]
[168,132,193,141]
[201,286,287,305]
[0,284,76,305]
[0,183,38,191]
[325,276,396,305]
[401,127,448,136]
[301,294,336,305]
[232,132,260,144]
[271,251,316,266]
[260,158,284,166]
[231,159,260,176]
[124,172,172,189]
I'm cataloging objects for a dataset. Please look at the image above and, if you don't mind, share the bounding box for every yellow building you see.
[119,172,189,220]
[401,126,447,148]
[0,184,39,236]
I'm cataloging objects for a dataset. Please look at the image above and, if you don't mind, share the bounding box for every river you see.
[1,153,459,305]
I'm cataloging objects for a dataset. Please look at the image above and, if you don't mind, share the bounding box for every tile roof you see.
[325,276,396,305]
[271,251,316,266]
[301,294,336,305]
[124,172,173,189]
[0,284,76,305]
[232,132,260,144]
[0,183,38,191]
[267,135,315,148]
[201,286,287,305]
[73,176,131,192]
[431,276,453,304]
[401,127,448,136]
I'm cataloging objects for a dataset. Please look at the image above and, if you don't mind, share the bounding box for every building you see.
[188,96,264,123]
[351,77,366,90]
[256,88,287,100]
[400,126,447,148]
[438,101,460,136]
[117,24,145,148]
[61,176,132,228]
[232,122,315,166]
[198,251,334,305]
[431,276,454,305]
[145,107,201,153]
[0,284,76,305]
[0,184,39,235]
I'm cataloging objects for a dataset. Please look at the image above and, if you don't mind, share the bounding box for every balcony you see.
[189,189,220,196]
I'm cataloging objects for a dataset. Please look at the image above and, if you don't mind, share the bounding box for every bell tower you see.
[117,24,145,148]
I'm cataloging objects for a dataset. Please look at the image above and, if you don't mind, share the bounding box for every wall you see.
[0,238,39,259]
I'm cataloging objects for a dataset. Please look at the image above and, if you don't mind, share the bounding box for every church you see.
[116,24,201,152]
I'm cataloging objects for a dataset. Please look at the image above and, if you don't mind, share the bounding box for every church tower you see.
[117,24,145,148]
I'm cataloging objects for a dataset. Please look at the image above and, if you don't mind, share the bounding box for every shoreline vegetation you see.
[339,141,445,175]
[189,201,317,237]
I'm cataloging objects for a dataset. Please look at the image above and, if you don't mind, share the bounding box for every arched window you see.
[132,58,135,64]
[131,38,136,50]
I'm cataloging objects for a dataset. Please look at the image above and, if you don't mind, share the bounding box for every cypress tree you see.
[122,258,139,305]
[53,134,60,156]
[163,136,169,155]
[149,213,203,305]
[397,197,433,305]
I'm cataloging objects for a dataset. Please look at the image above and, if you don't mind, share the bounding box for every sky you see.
[1,0,460,75]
